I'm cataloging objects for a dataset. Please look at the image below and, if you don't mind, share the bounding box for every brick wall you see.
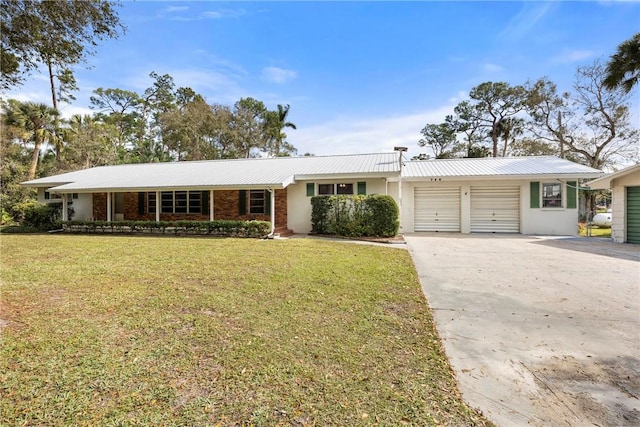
[91,189,288,228]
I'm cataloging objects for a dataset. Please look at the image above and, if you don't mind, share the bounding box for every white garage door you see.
[414,187,461,232]
[471,186,520,233]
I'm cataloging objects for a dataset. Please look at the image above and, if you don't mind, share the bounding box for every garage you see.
[470,186,520,233]
[626,186,640,244]
[414,187,460,232]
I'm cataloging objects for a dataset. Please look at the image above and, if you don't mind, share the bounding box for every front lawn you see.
[0,235,490,426]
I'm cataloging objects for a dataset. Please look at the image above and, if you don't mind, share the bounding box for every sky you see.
[6,1,640,159]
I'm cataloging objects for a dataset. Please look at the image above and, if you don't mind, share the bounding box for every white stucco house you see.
[22,153,602,236]
[587,164,640,244]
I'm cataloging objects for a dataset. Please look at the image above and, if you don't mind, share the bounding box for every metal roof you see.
[586,163,640,189]
[22,154,604,192]
[402,156,602,180]
[22,152,400,192]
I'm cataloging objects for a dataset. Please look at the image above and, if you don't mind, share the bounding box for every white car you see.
[592,210,612,228]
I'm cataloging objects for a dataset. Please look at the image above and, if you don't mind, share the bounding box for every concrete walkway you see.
[404,234,640,427]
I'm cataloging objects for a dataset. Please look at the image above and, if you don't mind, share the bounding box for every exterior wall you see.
[399,179,580,236]
[92,189,288,228]
[37,188,93,220]
[610,170,640,243]
[287,178,389,234]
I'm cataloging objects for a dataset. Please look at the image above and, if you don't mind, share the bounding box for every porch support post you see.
[106,192,112,222]
[155,191,161,222]
[62,194,68,222]
[269,188,275,235]
[209,190,214,221]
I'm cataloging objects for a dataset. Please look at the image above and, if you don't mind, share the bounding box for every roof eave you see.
[46,183,289,193]
[399,172,603,182]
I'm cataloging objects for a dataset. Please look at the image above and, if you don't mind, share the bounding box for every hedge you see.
[63,220,271,238]
[311,194,399,238]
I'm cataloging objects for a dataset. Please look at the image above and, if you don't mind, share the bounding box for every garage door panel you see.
[414,187,460,232]
[471,186,520,233]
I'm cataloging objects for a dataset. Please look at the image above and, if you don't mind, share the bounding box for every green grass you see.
[0,235,491,426]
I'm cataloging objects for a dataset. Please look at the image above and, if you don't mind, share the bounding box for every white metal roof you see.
[402,156,602,180]
[22,154,604,192]
[586,163,640,189]
[22,152,400,192]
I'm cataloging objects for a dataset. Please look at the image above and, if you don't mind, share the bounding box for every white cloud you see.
[201,11,223,19]
[292,105,455,158]
[164,6,189,13]
[499,2,556,41]
[483,63,504,74]
[261,67,298,84]
[552,49,594,64]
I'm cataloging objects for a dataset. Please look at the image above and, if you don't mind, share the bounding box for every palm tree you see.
[3,100,59,179]
[604,33,640,93]
[266,104,297,156]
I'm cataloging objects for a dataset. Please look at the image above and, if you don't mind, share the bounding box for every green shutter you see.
[265,190,271,214]
[202,191,209,215]
[306,183,314,197]
[530,182,540,208]
[138,192,145,215]
[626,187,640,244]
[357,181,366,195]
[44,191,50,200]
[566,181,577,209]
[239,190,247,215]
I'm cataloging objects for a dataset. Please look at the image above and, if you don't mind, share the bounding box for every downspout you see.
[106,192,112,222]
[155,191,160,222]
[268,188,276,237]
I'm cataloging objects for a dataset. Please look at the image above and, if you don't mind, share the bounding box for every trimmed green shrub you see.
[14,201,62,231]
[63,219,271,238]
[366,194,399,237]
[311,194,399,237]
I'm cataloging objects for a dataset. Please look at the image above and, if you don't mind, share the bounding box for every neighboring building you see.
[587,164,640,244]
[22,153,602,236]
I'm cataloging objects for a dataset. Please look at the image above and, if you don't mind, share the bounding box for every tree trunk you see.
[28,141,42,180]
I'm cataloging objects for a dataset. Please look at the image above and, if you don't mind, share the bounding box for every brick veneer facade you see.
[92,189,288,228]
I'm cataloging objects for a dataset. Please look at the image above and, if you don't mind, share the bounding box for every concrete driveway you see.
[404,234,640,427]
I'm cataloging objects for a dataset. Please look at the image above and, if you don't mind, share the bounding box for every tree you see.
[3,99,59,180]
[61,114,119,169]
[1,0,125,107]
[604,33,640,93]
[161,94,219,161]
[90,87,142,157]
[264,104,297,157]
[418,116,461,158]
[527,61,639,170]
[457,82,528,157]
[230,97,269,158]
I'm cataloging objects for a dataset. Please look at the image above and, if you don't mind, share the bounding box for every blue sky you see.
[8,1,640,158]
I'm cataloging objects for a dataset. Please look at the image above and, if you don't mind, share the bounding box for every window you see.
[318,184,334,195]
[336,183,353,195]
[249,190,266,214]
[542,183,562,208]
[44,192,77,201]
[148,191,202,214]
[318,183,354,195]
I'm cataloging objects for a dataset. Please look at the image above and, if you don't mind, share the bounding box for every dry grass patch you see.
[0,235,491,426]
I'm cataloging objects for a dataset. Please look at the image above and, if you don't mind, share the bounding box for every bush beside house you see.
[311,194,399,238]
